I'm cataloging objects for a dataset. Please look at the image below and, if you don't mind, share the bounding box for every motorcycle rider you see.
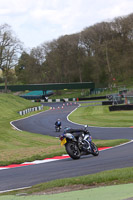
[55,119,62,130]
[64,126,90,136]
[63,126,91,152]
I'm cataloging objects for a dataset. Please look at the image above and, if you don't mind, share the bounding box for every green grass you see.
[69,105,133,127]
[3,166,133,195]
[0,94,65,165]
[80,101,102,106]
[93,139,129,147]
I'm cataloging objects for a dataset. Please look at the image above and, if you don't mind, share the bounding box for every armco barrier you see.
[102,101,113,105]
[78,96,106,101]
[102,100,124,106]
[109,104,133,111]
[18,105,44,115]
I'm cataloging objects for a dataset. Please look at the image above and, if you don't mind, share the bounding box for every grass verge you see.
[69,105,133,127]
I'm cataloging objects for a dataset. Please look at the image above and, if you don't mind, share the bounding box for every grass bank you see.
[0,94,64,166]
[69,104,133,127]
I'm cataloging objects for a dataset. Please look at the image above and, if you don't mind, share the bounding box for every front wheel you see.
[65,142,80,159]
[91,142,99,156]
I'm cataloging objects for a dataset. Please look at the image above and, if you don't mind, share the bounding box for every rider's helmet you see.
[64,126,71,133]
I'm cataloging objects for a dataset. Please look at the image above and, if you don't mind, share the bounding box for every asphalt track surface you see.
[0,102,133,192]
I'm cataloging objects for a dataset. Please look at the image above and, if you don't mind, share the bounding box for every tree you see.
[41,34,87,83]
[0,24,22,92]
[15,12,133,87]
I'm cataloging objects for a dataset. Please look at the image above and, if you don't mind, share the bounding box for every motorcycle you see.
[59,125,99,159]
[55,125,61,132]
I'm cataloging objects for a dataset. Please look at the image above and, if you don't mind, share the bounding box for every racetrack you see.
[0,102,133,192]
[12,102,133,139]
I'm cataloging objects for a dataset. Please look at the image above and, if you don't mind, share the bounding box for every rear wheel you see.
[65,142,80,159]
[55,127,60,132]
[91,142,99,156]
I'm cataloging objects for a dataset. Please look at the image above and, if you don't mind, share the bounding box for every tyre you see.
[65,142,80,159]
[91,142,99,156]
[55,127,60,132]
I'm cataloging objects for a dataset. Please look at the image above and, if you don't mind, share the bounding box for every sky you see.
[0,0,133,49]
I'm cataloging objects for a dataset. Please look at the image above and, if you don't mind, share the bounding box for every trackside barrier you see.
[18,105,44,115]
[34,98,78,102]
[63,98,69,102]
[33,96,106,103]
[56,99,60,102]
[47,99,52,102]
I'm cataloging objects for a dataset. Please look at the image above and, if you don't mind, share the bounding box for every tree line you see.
[0,13,133,90]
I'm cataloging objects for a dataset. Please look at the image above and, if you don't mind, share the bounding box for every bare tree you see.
[0,24,22,92]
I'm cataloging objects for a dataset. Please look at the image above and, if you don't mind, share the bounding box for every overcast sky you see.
[0,0,133,49]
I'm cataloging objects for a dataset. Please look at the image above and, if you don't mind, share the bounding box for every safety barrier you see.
[109,104,133,111]
[34,96,106,103]
[35,98,76,102]
[18,105,44,115]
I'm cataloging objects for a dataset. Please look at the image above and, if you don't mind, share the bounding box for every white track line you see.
[10,108,51,131]
[0,186,31,194]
